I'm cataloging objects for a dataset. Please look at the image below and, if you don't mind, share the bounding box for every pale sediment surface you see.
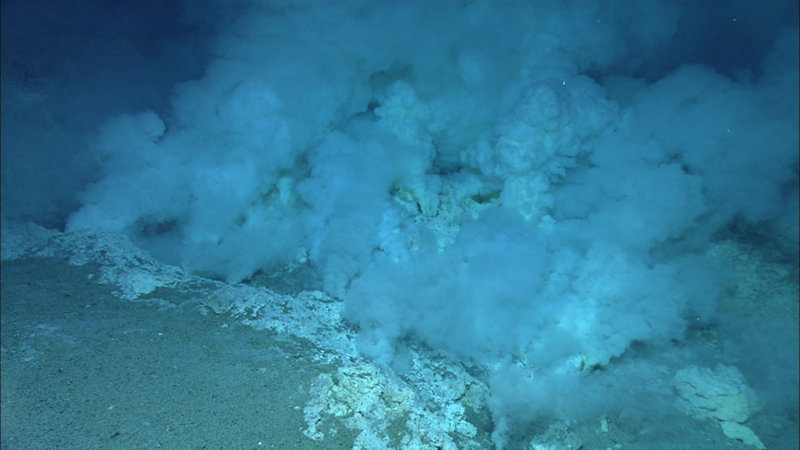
[1,224,797,449]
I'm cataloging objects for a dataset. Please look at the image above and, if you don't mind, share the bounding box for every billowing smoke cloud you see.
[6,0,796,447]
